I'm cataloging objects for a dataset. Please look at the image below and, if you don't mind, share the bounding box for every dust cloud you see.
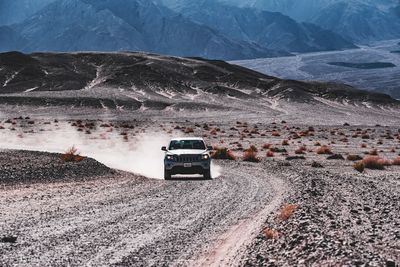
[0,123,221,179]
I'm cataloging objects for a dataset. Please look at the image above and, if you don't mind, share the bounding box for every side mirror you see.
[161,146,167,151]
[207,146,213,151]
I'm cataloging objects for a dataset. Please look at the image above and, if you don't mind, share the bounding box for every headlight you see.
[202,154,210,160]
[166,155,175,161]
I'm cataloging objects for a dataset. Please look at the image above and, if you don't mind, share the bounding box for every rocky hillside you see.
[0,51,397,111]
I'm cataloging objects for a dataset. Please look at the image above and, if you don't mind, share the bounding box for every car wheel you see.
[164,169,172,180]
[203,169,211,179]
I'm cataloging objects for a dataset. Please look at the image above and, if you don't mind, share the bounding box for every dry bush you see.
[262,228,280,240]
[392,157,400,166]
[282,139,289,146]
[316,145,332,155]
[262,143,272,149]
[347,154,363,161]
[361,143,367,148]
[61,146,84,162]
[295,146,306,154]
[243,150,260,163]
[278,204,298,221]
[184,127,194,133]
[266,151,274,157]
[271,131,280,137]
[362,156,389,170]
[369,149,378,156]
[212,147,236,160]
[314,142,321,146]
[353,161,365,173]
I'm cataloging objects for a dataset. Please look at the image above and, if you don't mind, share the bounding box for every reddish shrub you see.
[282,140,289,146]
[392,157,400,166]
[266,151,274,157]
[316,145,332,155]
[212,147,236,160]
[262,143,272,149]
[278,204,298,221]
[243,151,260,163]
[362,156,389,170]
[61,146,84,162]
[263,228,279,240]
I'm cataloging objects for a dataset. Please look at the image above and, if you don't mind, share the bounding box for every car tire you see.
[164,169,172,180]
[203,169,211,179]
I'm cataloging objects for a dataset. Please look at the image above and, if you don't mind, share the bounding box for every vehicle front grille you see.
[176,154,202,163]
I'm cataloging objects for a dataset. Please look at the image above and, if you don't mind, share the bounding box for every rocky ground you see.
[0,115,399,266]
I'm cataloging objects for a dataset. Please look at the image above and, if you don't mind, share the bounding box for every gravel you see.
[0,150,114,185]
[241,160,400,266]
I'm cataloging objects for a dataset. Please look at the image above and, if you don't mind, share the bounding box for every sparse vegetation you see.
[262,228,279,240]
[243,150,260,163]
[61,146,84,162]
[353,161,365,173]
[347,154,363,161]
[278,204,298,221]
[316,145,332,155]
[211,147,236,160]
[362,156,389,170]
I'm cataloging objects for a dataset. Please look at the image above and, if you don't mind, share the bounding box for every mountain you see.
[0,0,56,25]
[220,0,400,43]
[4,0,283,60]
[162,0,356,53]
[0,26,26,52]
[0,51,397,112]
[312,1,400,43]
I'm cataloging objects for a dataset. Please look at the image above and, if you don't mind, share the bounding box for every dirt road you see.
[0,153,286,266]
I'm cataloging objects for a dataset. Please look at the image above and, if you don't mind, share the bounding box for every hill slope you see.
[0,51,397,113]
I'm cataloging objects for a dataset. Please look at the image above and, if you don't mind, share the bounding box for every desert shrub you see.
[347,155,363,161]
[369,149,378,156]
[184,127,194,133]
[212,147,236,160]
[282,140,289,146]
[61,146,84,162]
[262,143,272,149]
[243,150,260,163]
[278,204,298,221]
[263,228,279,240]
[295,146,306,154]
[316,145,332,155]
[361,143,367,148]
[271,131,280,137]
[392,157,400,166]
[266,151,274,157]
[362,156,389,170]
[353,161,365,173]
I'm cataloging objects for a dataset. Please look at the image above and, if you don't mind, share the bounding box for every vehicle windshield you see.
[168,140,206,150]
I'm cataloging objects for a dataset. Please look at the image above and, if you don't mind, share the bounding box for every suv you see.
[162,137,213,180]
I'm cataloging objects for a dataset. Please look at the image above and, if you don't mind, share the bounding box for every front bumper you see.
[164,160,211,174]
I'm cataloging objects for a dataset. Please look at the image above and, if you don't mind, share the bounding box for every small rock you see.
[1,236,17,243]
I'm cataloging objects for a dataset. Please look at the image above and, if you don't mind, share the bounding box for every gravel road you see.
[0,151,286,267]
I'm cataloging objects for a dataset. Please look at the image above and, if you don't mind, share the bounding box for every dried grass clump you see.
[262,228,280,240]
[266,151,274,157]
[282,139,289,146]
[347,155,363,161]
[316,145,332,155]
[353,161,365,173]
[243,150,261,163]
[184,127,194,134]
[262,143,272,149]
[61,146,84,162]
[278,204,298,221]
[369,149,378,156]
[295,146,306,155]
[212,147,236,160]
[392,157,400,166]
[362,156,390,170]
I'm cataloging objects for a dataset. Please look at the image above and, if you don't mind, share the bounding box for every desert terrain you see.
[0,52,399,266]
